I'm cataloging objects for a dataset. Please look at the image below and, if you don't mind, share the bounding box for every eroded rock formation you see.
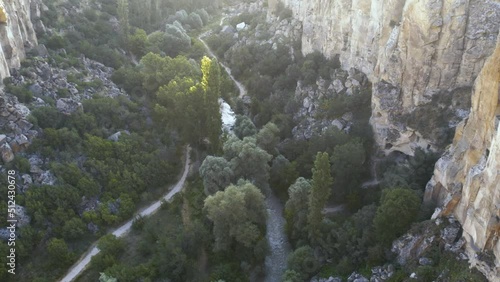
[425,34,500,280]
[269,0,500,155]
[0,0,38,82]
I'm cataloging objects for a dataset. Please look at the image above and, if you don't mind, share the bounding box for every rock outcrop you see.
[0,0,39,82]
[424,34,500,280]
[269,0,500,155]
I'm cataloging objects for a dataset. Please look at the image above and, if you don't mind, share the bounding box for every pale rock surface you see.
[0,0,39,82]
[269,0,500,155]
[425,34,500,280]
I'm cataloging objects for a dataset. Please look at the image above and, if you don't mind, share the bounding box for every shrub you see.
[45,35,67,49]
[5,84,33,103]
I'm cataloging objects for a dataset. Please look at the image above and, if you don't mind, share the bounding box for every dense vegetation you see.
[0,0,225,281]
[0,0,482,281]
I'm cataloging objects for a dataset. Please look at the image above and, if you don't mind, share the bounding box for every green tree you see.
[140,52,198,95]
[47,238,73,267]
[308,152,333,237]
[98,234,125,256]
[223,137,272,188]
[99,273,118,282]
[330,139,366,207]
[373,188,421,245]
[233,115,257,139]
[284,177,311,243]
[62,217,86,240]
[199,156,233,195]
[256,122,280,154]
[270,155,299,197]
[129,28,148,57]
[286,245,319,279]
[204,182,266,251]
[200,56,222,152]
[117,0,130,46]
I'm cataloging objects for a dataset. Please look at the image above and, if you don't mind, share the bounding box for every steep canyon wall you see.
[425,36,500,281]
[269,0,500,155]
[268,0,500,279]
[0,0,38,83]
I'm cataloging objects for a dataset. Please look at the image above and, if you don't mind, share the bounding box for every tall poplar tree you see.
[117,0,130,47]
[307,152,333,238]
[201,56,222,152]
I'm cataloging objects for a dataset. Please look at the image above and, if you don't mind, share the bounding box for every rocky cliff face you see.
[269,0,500,155]
[0,0,39,83]
[424,34,500,280]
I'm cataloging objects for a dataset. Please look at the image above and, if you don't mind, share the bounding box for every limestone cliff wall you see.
[269,0,500,155]
[425,34,500,280]
[0,0,38,83]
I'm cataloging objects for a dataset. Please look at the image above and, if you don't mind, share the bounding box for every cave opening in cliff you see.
[0,7,6,25]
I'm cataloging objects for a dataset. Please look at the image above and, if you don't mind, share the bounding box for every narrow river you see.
[199,29,291,281]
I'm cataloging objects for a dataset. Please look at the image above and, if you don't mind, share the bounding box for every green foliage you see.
[154,57,221,148]
[8,156,31,173]
[374,188,421,245]
[98,234,125,257]
[111,66,145,96]
[330,139,366,207]
[5,83,33,103]
[381,148,439,191]
[282,270,303,282]
[204,182,266,253]
[284,177,311,244]
[45,35,67,49]
[30,106,64,129]
[61,217,86,240]
[308,152,333,237]
[140,52,199,94]
[270,155,299,198]
[117,0,130,44]
[256,122,280,155]
[163,22,192,57]
[233,115,257,139]
[47,238,74,267]
[128,28,148,57]
[223,136,272,188]
[199,156,233,195]
[286,245,319,280]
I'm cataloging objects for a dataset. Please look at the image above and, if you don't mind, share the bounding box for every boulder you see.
[33,44,49,57]
[0,143,14,163]
[332,79,345,93]
[348,273,369,282]
[56,98,83,114]
[38,62,52,81]
[28,83,44,96]
[221,25,236,34]
[14,103,30,117]
[107,130,130,142]
[21,174,32,185]
[236,22,247,31]
[419,257,433,266]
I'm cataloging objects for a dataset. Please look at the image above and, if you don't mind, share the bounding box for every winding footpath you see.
[199,26,291,282]
[198,31,247,98]
[59,148,191,282]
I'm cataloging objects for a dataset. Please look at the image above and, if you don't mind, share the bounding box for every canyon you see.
[0,0,40,82]
[269,0,500,279]
[1,0,500,280]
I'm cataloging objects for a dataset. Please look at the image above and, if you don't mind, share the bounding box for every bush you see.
[5,84,33,103]
[287,246,320,279]
[45,35,67,50]
[374,188,421,245]
[9,156,31,173]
